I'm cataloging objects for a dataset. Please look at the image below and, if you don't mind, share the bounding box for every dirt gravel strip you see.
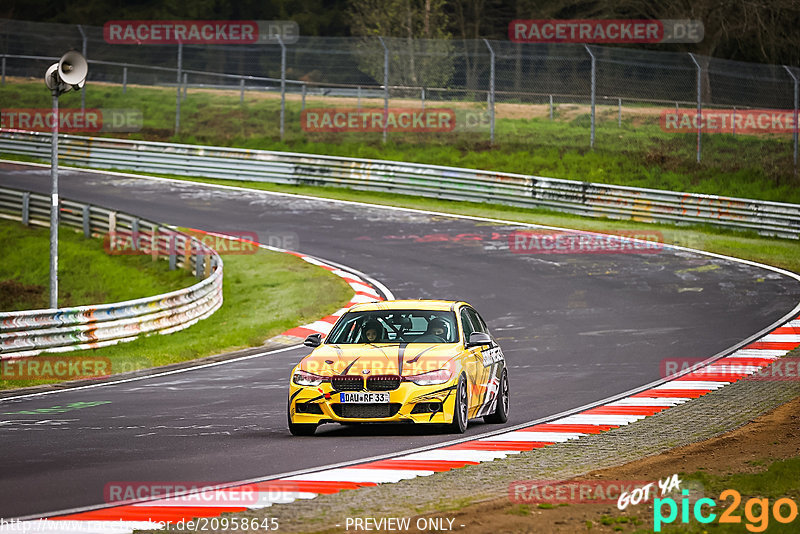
[185,348,800,534]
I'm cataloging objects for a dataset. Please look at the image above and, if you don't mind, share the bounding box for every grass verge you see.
[0,220,353,390]
[1,79,798,202]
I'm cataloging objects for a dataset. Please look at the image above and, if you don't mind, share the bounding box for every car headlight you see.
[404,369,453,386]
[293,369,327,387]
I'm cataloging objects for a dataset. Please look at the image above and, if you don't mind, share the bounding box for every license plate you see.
[339,392,389,403]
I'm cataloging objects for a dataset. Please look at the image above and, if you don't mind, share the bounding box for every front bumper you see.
[288,379,459,425]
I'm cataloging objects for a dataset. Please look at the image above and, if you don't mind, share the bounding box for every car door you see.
[459,306,485,415]
[465,307,504,414]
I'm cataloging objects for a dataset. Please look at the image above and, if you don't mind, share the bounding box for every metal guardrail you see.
[0,185,223,358]
[1,130,799,238]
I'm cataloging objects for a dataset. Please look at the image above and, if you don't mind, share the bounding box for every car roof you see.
[348,299,468,312]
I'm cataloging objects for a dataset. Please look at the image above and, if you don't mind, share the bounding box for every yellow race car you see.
[288,300,509,435]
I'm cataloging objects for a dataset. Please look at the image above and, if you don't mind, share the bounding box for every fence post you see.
[131,218,139,251]
[483,39,496,145]
[77,25,87,111]
[357,86,362,111]
[2,56,6,85]
[378,37,389,144]
[182,72,188,101]
[175,42,182,135]
[584,44,596,149]
[783,66,798,171]
[21,192,30,226]
[618,98,622,127]
[421,87,425,110]
[301,83,306,112]
[82,204,90,237]
[277,35,286,141]
[689,53,702,163]
[122,66,127,94]
[732,106,736,137]
[549,94,553,120]
[240,77,245,103]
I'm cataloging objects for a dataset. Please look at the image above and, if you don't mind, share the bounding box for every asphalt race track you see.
[2,161,799,519]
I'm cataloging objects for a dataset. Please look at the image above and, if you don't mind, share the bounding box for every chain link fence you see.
[1,18,798,177]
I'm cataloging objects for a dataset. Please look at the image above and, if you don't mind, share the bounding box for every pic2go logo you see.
[654,489,799,532]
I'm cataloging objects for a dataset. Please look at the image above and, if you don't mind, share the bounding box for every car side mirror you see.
[303,333,322,347]
[466,332,492,347]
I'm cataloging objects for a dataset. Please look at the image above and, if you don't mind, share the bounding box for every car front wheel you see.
[446,374,469,434]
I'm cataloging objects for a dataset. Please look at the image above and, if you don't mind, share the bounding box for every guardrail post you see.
[301,83,306,112]
[108,211,116,233]
[131,218,139,251]
[122,66,127,94]
[483,39,496,145]
[378,37,389,144]
[195,250,204,279]
[175,42,183,135]
[277,35,286,141]
[689,53,702,163]
[82,204,90,237]
[21,192,30,226]
[169,233,177,270]
[240,77,245,103]
[151,226,159,262]
[584,44,596,149]
[77,25,87,111]
[784,66,799,171]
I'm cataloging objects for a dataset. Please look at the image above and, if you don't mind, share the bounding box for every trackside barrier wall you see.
[0,185,223,359]
[1,130,798,238]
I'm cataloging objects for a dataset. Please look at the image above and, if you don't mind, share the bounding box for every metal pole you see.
[77,25,87,111]
[357,86,362,111]
[549,94,553,120]
[240,77,245,103]
[618,98,622,127]
[1,56,5,85]
[421,87,425,111]
[483,38,495,144]
[49,89,59,309]
[378,37,389,144]
[732,106,736,137]
[301,83,306,112]
[175,42,182,135]
[182,72,187,101]
[689,53,702,163]
[277,35,286,141]
[122,66,127,94]
[784,66,799,170]
[584,44,596,149]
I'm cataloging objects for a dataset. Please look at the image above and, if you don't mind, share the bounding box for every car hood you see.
[299,343,460,377]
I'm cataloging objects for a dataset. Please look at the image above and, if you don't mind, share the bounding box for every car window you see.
[326,310,458,344]
[460,308,476,342]
[466,308,487,333]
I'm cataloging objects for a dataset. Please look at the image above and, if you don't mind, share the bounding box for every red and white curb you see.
[12,316,797,533]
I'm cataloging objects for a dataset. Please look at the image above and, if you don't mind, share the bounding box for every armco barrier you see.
[0,186,223,359]
[1,130,798,238]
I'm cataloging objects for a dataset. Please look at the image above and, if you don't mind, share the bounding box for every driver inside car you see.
[361,319,383,343]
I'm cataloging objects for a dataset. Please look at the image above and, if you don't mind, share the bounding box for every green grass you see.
[0,220,353,390]
[1,80,798,203]
[0,218,192,311]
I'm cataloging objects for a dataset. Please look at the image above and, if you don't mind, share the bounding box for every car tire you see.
[484,368,509,424]
[446,374,469,434]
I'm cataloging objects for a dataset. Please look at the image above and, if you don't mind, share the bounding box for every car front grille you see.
[332,403,401,419]
[331,375,363,391]
[366,375,401,391]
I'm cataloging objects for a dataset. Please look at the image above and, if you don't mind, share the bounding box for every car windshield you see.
[326,310,459,344]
